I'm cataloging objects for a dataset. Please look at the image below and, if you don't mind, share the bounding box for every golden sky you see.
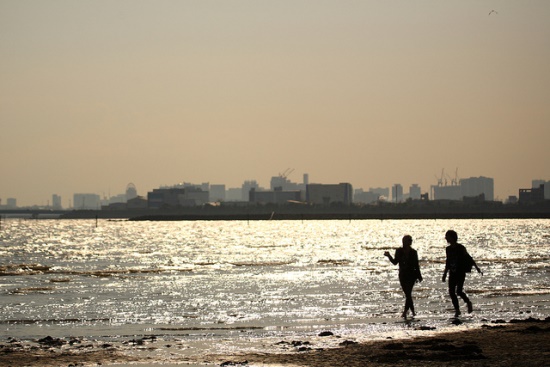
[1,1,549,206]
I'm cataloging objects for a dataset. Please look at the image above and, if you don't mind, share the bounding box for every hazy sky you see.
[1,1,549,206]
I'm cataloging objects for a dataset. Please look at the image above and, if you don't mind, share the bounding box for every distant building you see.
[532,179,550,200]
[210,184,226,202]
[126,183,138,201]
[52,194,62,210]
[270,176,290,190]
[225,188,243,202]
[180,186,209,206]
[354,189,381,204]
[306,183,353,206]
[532,179,545,189]
[242,180,260,202]
[73,193,101,209]
[270,173,307,201]
[519,184,545,204]
[460,176,494,201]
[249,188,302,205]
[6,198,17,208]
[270,175,305,191]
[109,194,127,204]
[370,187,390,201]
[127,196,148,209]
[431,176,494,201]
[147,187,208,208]
[392,184,403,203]
[409,184,421,200]
[431,184,462,201]
[170,182,208,191]
[147,188,185,208]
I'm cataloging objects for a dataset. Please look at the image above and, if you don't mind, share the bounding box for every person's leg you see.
[400,278,414,317]
[406,281,416,316]
[448,273,460,316]
[455,272,473,312]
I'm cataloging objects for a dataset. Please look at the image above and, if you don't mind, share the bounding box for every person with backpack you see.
[442,230,483,318]
[384,235,423,319]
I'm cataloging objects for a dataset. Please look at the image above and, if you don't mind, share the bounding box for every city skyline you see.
[2,2,549,207]
[1,171,547,208]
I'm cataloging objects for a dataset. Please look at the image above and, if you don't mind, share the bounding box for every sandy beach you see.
[1,318,548,367]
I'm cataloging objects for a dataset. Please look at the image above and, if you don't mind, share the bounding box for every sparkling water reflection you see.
[0,218,549,346]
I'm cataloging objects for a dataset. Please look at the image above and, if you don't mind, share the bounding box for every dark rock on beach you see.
[339,340,358,346]
[37,336,66,347]
[220,360,248,366]
[318,331,334,337]
[415,325,436,331]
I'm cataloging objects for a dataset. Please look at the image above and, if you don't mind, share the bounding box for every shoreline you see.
[2,201,550,220]
[1,318,548,367]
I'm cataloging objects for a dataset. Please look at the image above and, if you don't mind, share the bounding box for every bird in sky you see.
[488,10,498,16]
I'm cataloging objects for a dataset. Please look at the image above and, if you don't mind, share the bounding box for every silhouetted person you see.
[384,235,423,318]
[442,230,482,318]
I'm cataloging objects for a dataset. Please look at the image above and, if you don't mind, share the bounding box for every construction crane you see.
[434,168,445,186]
[279,168,294,179]
[453,168,459,186]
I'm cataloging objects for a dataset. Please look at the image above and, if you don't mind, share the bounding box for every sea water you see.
[0,218,549,357]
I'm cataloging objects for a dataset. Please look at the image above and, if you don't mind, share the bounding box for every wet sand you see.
[1,318,548,367]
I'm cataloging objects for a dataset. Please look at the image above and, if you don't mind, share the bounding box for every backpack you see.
[463,251,475,273]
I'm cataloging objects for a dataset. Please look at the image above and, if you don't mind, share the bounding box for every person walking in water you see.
[384,235,423,318]
[442,230,483,318]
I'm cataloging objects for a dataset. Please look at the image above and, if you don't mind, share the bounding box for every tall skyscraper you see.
[392,184,403,203]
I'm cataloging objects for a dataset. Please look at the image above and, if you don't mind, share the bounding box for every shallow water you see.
[0,218,549,357]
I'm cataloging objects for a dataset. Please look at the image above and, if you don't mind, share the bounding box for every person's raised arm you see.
[384,250,398,265]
